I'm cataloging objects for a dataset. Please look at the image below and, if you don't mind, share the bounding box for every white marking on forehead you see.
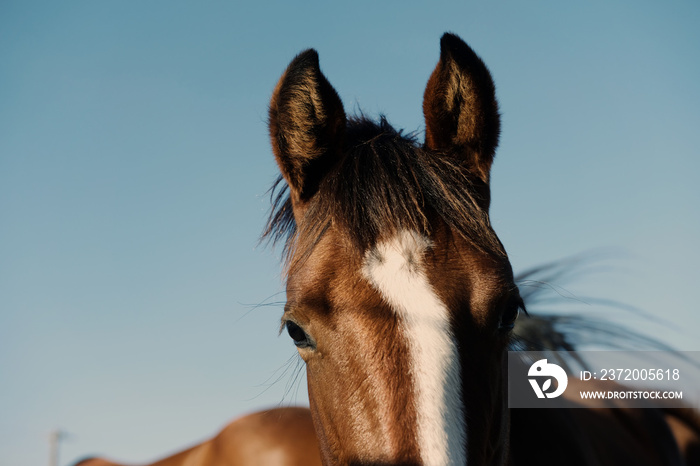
[362,230,466,466]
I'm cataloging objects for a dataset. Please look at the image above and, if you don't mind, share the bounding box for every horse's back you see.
[664,407,700,465]
[73,407,321,466]
[208,407,321,466]
[511,403,700,466]
[74,459,129,466]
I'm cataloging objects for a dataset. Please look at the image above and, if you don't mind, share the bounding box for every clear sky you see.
[2,2,699,465]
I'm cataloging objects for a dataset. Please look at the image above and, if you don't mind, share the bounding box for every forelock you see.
[263,116,505,273]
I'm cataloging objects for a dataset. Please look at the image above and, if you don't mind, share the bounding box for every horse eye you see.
[285,321,312,349]
[499,300,524,332]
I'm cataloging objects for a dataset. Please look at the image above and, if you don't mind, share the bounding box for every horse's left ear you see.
[269,49,346,207]
[423,33,500,185]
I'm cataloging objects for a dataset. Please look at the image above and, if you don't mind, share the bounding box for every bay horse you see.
[75,33,700,466]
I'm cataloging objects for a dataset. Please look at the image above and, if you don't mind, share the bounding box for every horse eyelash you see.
[518,299,529,317]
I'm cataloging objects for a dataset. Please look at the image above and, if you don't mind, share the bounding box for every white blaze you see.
[362,231,466,466]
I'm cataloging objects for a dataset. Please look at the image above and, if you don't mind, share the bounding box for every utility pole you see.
[49,430,67,466]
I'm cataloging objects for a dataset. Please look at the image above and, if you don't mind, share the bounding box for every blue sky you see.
[2,2,699,465]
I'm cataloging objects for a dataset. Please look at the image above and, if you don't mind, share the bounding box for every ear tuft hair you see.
[269,49,346,203]
[423,33,500,184]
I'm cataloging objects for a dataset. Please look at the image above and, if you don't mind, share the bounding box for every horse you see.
[73,407,321,466]
[74,316,700,466]
[263,32,700,465]
[73,321,700,465]
[75,33,700,466]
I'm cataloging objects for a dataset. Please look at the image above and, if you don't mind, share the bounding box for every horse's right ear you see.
[269,50,346,206]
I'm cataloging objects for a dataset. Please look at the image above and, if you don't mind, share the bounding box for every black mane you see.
[263,116,505,271]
